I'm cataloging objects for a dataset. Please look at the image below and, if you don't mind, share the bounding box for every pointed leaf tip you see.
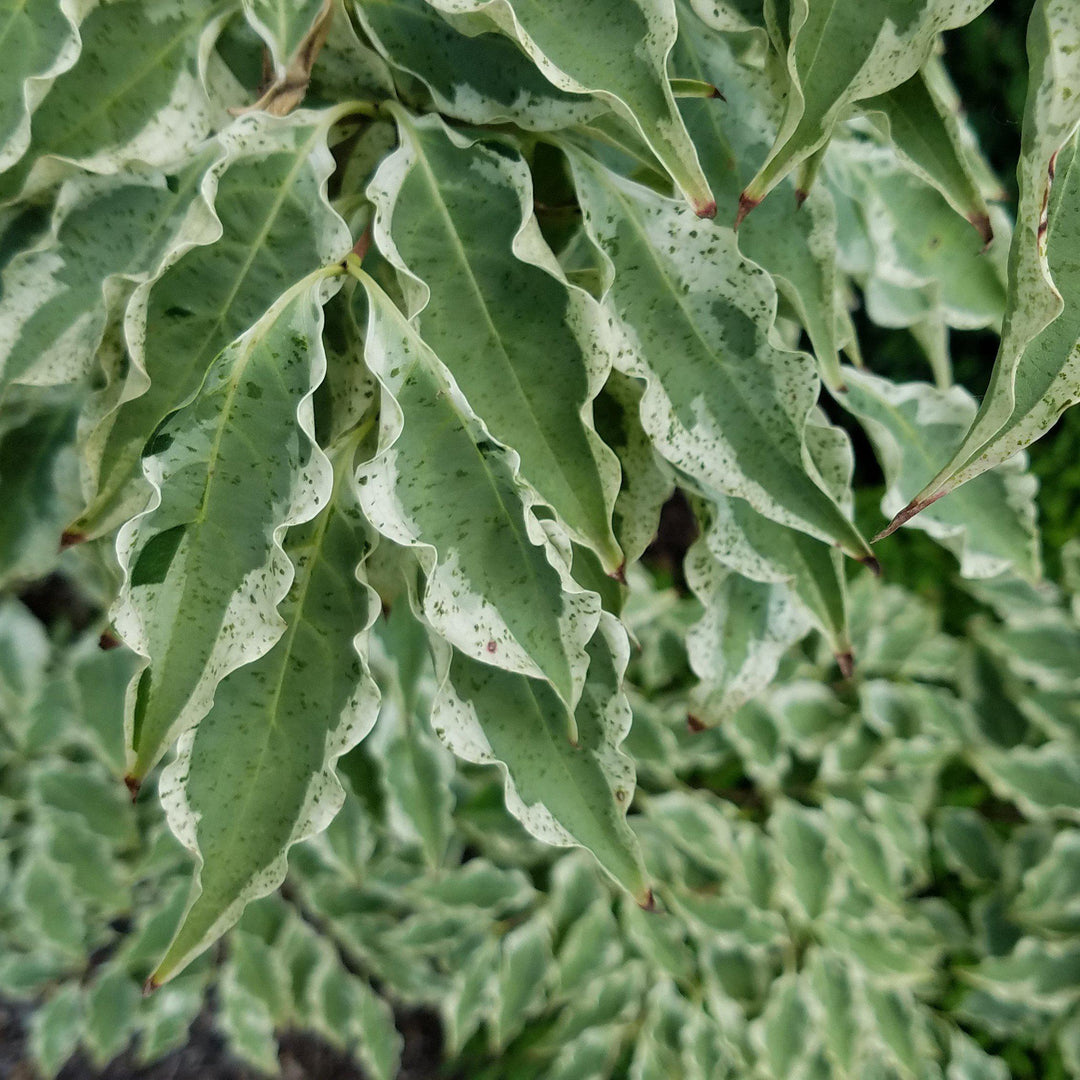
[873,490,947,542]
[142,977,159,997]
[795,189,809,209]
[59,530,85,550]
[835,651,855,679]
[123,775,141,802]
[696,199,717,219]
[734,193,758,229]
[687,713,706,732]
[639,888,657,912]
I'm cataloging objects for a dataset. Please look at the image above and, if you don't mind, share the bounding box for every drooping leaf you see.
[430,614,650,902]
[151,471,379,985]
[885,0,1080,530]
[353,269,600,711]
[686,540,812,725]
[355,0,598,129]
[369,110,622,569]
[0,0,81,174]
[859,59,995,243]
[839,367,1041,579]
[427,0,715,214]
[694,412,853,655]
[0,0,236,203]
[567,149,874,563]
[75,107,351,537]
[113,278,335,781]
[0,153,219,391]
[673,0,848,387]
[740,0,993,214]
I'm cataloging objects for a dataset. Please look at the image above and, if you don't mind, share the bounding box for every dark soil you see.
[0,998,444,1080]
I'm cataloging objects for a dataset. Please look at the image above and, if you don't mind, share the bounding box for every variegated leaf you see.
[0,153,219,391]
[840,367,1041,579]
[741,0,993,214]
[426,0,715,214]
[430,613,650,903]
[0,0,81,174]
[75,107,352,537]
[113,278,335,781]
[686,541,812,726]
[354,0,598,129]
[885,0,1080,529]
[0,0,237,203]
[151,469,379,984]
[859,58,995,243]
[674,0,848,387]
[369,110,622,569]
[353,270,600,710]
[567,149,875,563]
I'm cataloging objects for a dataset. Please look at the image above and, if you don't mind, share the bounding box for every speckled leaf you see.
[113,280,334,781]
[840,367,1040,579]
[900,178,1080,535]
[695,413,853,655]
[354,0,597,129]
[860,60,994,243]
[686,539,812,725]
[886,0,1080,529]
[742,0,993,213]
[673,0,848,388]
[426,0,715,214]
[151,477,379,985]
[0,154,218,391]
[567,149,874,563]
[76,108,351,537]
[353,271,600,710]
[430,614,649,901]
[828,138,1007,334]
[0,0,235,202]
[0,0,81,174]
[592,370,673,566]
[370,111,621,569]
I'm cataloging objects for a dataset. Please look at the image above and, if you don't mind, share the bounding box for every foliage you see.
[1,0,1079,1077]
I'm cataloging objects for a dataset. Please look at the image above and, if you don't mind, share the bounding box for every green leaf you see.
[686,541,811,725]
[354,0,598,129]
[839,367,1041,579]
[76,107,351,537]
[493,917,554,1048]
[694,413,853,655]
[741,0,993,213]
[431,614,650,902]
[886,0,1080,528]
[353,270,600,710]
[0,0,81,173]
[567,149,874,563]
[84,967,141,1067]
[114,279,335,781]
[0,389,78,586]
[151,476,380,985]
[827,137,1007,333]
[674,0,848,387]
[29,983,83,1079]
[860,59,995,244]
[370,110,622,569]
[0,0,235,202]
[428,0,715,214]
[0,153,218,391]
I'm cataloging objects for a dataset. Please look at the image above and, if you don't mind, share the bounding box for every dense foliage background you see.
[2,0,1080,1078]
